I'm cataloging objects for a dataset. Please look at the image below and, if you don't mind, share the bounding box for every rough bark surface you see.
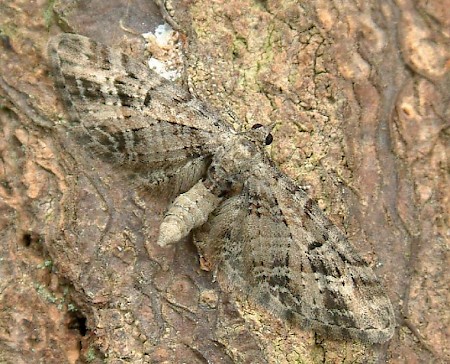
[0,0,448,363]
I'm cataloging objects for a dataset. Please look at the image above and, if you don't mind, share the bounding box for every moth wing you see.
[48,34,233,173]
[195,163,395,343]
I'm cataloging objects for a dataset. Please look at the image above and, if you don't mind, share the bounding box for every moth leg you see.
[157,180,222,246]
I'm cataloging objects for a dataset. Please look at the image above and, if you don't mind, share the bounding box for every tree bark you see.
[0,0,448,363]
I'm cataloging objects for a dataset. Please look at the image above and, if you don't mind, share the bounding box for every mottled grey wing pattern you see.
[195,163,395,343]
[49,33,395,343]
[48,34,233,192]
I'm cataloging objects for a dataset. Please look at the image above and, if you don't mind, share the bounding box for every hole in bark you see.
[20,232,44,254]
[22,233,32,247]
[68,312,88,336]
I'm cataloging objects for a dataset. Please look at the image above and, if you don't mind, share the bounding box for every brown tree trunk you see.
[0,0,448,363]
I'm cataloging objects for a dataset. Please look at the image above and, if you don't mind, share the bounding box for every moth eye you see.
[265,133,273,145]
[252,123,263,129]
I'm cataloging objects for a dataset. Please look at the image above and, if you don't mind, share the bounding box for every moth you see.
[48,33,395,343]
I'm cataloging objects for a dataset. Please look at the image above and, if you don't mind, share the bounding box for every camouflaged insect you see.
[48,33,395,343]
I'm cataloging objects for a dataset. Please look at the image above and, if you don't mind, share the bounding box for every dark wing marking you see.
[195,163,395,343]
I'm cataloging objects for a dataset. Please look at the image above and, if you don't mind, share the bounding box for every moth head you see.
[248,122,276,146]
